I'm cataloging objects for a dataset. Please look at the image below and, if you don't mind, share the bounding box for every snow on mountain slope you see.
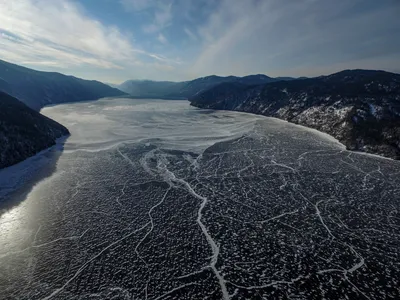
[190,69,400,159]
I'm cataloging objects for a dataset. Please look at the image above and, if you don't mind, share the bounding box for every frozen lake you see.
[0,98,399,299]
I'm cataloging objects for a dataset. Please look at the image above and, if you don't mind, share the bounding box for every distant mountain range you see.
[0,59,125,110]
[117,74,297,99]
[190,69,400,159]
[0,91,69,169]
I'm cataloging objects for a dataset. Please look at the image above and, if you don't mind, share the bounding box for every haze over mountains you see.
[117,75,296,99]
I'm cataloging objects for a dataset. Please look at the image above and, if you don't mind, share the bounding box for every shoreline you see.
[190,105,397,162]
[0,135,68,200]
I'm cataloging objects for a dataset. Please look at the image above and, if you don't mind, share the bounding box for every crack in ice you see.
[41,223,149,300]
[157,160,230,300]
[0,229,89,260]
[260,209,299,224]
[135,188,171,266]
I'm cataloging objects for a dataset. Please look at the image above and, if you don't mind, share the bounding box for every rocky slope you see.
[0,59,126,110]
[0,91,69,169]
[118,74,296,99]
[190,69,400,159]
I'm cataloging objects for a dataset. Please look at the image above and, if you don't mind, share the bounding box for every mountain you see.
[190,69,400,159]
[173,74,286,98]
[106,83,120,89]
[0,91,69,169]
[0,60,126,110]
[118,74,295,99]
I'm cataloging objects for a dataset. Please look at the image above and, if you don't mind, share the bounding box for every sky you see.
[0,0,400,84]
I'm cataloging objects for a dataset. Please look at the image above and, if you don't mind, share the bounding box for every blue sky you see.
[1,0,399,83]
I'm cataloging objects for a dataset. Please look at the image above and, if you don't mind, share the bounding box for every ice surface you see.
[0,98,399,299]
[41,98,264,154]
[0,137,66,200]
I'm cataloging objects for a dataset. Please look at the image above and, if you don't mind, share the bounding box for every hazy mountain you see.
[105,83,120,89]
[0,91,69,169]
[118,80,186,99]
[0,59,126,110]
[190,69,400,159]
[118,74,296,99]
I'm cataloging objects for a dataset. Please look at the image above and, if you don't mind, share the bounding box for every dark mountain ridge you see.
[0,91,69,169]
[190,69,400,159]
[118,74,296,99]
[0,59,126,110]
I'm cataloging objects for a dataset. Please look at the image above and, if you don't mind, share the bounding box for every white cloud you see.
[0,38,123,70]
[143,2,173,33]
[1,0,397,82]
[190,0,400,78]
[192,0,274,75]
[150,54,181,65]
[1,32,21,43]
[120,0,155,11]
[0,0,136,69]
[184,27,197,41]
[157,33,168,44]
[0,0,179,71]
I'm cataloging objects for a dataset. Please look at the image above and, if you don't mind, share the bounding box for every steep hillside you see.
[0,60,126,110]
[190,69,400,159]
[0,91,69,168]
